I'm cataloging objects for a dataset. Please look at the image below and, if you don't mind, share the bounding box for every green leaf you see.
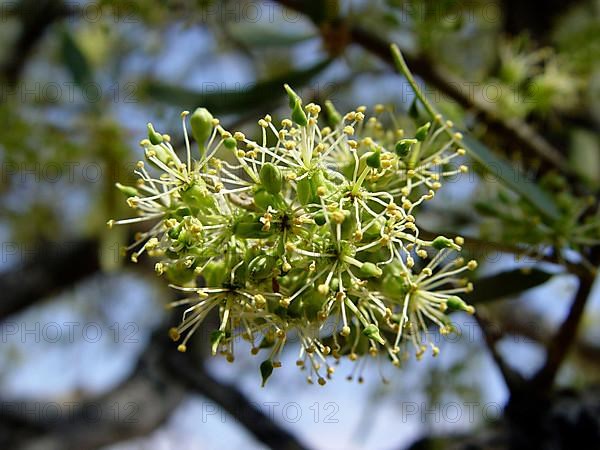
[143,59,332,114]
[60,29,93,88]
[465,268,554,304]
[227,24,316,48]
[461,133,561,221]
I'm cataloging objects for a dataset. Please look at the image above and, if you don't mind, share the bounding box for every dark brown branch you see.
[475,309,525,394]
[0,0,73,87]
[531,275,595,392]
[164,342,310,450]
[493,301,600,371]
[1,337,185,450]
[0,239,101,320]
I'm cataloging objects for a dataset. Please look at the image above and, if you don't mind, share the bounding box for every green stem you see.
[390,44,438,119]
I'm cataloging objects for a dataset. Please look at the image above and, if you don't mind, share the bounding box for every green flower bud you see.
[180,182,216,210]
[203,261,227,286]
[415,122,431,141]
[260,359,274,387]
[190,107,214,156]
[314,211,327,226]
[338,210,356,240]
[297,176,314,206]
[165,262,196,285]
[395,138,417,157]
[432,236,460,250]
[115,182,138,198]
[363,216,386,240]
[297,170,328,205]
[147,123,163,144]
[223,137,237,150]
[259,162,283,194]
[362,324,385,344]
[248,255,276,281]
[324,100,342,126]
[446,296,475,314]
[359,262,382,278]
[146,144,172,165]
[330,277,340,292]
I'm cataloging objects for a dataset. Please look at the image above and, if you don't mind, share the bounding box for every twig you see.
[1,339,185,450]
[531,274,595,391]
[0,239,100,320]
[475,309,525,394]
[0,0,74,87]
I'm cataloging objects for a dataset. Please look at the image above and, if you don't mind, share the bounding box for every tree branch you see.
[531,274,596,391]
[163,342,311,450]
[1,336,185,450]
[0,0,73,87]
[475,309,525,394]
[0,239,100,320]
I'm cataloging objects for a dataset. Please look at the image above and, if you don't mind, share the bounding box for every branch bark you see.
[0,239,100,320]
[1,337,185,450]
[163,341,311,450]
[0,0,73,87]
[531,274,596,392]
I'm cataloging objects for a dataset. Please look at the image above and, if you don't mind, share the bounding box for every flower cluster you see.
[109,85,477,385]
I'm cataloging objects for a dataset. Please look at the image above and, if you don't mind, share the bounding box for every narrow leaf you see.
[143,59,332,114]
[461,133,561,221]
[60,29,93,87]
[227,24,316,48]
[465,268,554,304]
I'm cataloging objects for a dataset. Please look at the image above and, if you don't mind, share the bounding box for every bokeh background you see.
[1,1,599,449]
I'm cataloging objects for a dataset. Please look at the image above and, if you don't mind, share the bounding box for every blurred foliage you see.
[0,0,599,447]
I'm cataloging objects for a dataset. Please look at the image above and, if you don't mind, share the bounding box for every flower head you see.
[109,85,476,385]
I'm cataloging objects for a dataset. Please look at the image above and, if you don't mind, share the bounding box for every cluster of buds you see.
[109,85,477,386]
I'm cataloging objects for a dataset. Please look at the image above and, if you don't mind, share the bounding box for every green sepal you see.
[432,235,460,250]
[362,324,385,345]
[359,262,382,278]
[395,139,417,157]
[147,123,163,144]
[415,122,431,141]
[115,182,138,198]
[291,99,308,126]
[324,100,342,127]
